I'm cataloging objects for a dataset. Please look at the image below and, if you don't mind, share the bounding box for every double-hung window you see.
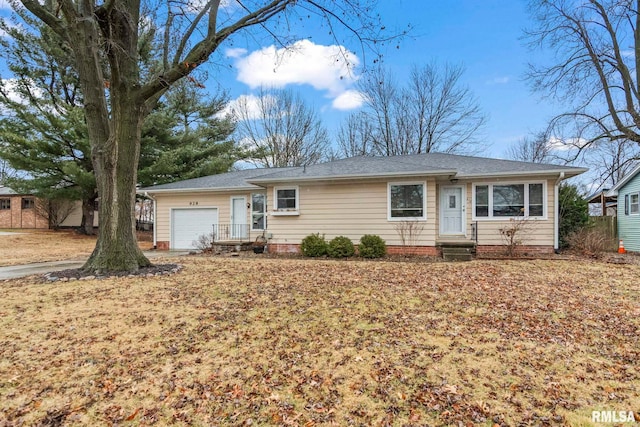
[0,198,10,210]
[388,182,426,220]
[251,193,266,230]
[273,186,299,214]
[630,193,639,215]
[474,183,545,219]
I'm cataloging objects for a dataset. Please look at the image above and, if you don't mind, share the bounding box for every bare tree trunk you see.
[83,99,150,273]
[80,196,96,235]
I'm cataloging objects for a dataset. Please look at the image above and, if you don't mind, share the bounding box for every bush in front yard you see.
[301,233,328,257]
[327,236,355,258]
[359,234,387,258]
[565,226,610,258]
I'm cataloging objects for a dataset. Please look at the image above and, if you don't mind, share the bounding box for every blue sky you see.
[211,0,558,159]
[0,0,558,159]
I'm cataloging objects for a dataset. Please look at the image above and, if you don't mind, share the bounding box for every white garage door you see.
[171,208,218,249]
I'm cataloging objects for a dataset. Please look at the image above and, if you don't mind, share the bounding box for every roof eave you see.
[138,185,263,194]
[247,170,458,184]
[610,163,640,193]
[456,168,588,179]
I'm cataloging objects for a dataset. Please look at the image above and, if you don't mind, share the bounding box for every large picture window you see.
[388,182,426,220]
[251,193,266,230]
[474,183,545,219]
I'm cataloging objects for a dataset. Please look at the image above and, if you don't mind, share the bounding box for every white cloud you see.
[225,47,247,59]
[486,76,510,85]
[332,90,364,111]
[547,136,589,151]
[0,78,41,105]
[0,0,11,11]
[231,39,360,108]
[219,93,279,121]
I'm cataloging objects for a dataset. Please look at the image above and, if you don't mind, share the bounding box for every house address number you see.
[189,201,199,206]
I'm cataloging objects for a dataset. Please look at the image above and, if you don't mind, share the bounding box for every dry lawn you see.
[0,257,639,426]
[0,230,153,267]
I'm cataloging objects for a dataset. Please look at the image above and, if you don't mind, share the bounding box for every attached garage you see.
[171,208,218,249]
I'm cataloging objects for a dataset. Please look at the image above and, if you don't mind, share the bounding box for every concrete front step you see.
[442,252,474,261]
[442,247,474,254]
[438,240,476,262]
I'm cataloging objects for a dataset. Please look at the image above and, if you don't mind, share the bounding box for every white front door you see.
[440,186,465,235]
[231,196,248,239]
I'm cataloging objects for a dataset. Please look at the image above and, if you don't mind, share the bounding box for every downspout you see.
[144,192,157,249]
[554,172,565,252]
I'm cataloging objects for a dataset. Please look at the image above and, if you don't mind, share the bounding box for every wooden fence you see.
[591,216,618,250]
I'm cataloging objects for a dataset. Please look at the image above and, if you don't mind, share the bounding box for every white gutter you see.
[457,168,587,179]
[554,172,565,251]
[144,191,157,249]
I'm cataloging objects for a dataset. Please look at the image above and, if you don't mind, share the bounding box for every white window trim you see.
[387,181,427,221]
[472,181,548,221]
[251,193,267,231]
[272,185,299,215]
[630,192,640,215]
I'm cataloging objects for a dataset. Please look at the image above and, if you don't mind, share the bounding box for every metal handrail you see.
[212,223,250,242]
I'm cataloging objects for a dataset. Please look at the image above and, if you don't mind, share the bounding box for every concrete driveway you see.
[0,251,189,280]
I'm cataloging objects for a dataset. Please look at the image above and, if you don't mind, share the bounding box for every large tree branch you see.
[138,0,290,101]
[19,0,69,39]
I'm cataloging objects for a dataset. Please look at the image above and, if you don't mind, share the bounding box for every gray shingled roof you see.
[401,153,586,178]
[247,153,586,183]
[0,186,18,196]
[139,168,290,192]
[140,153,587,192]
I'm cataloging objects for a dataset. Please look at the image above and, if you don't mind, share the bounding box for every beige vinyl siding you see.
[59,201,99,228]
[266,179,438,246]
[154,191,264,243]
[465,177,557,246]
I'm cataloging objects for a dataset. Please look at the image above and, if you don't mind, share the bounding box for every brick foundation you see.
[268,243,441,256]
[475,245,554,255]
[156,241,170,250]
[268,243,301,254]
[386,246,440,256]
[268,243,554,257]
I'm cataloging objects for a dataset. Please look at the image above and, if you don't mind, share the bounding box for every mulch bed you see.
[44,263,182,282]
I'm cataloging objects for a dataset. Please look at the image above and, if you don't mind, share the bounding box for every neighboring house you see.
[609,163,640,252]
[0,186,48,229]
[140,153,587,254]
[0,185,98,229]
[586,189,617,217]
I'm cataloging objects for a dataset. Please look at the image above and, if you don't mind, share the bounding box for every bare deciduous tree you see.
[506,131,554,164]
[35,198,76,230]
[0,159,16,185]
[14,0,402,272]
[526,0,640,146]
[335,112,374,158]
[340,62,486,157]
[585,139,640,190]
[233,88,330,168]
